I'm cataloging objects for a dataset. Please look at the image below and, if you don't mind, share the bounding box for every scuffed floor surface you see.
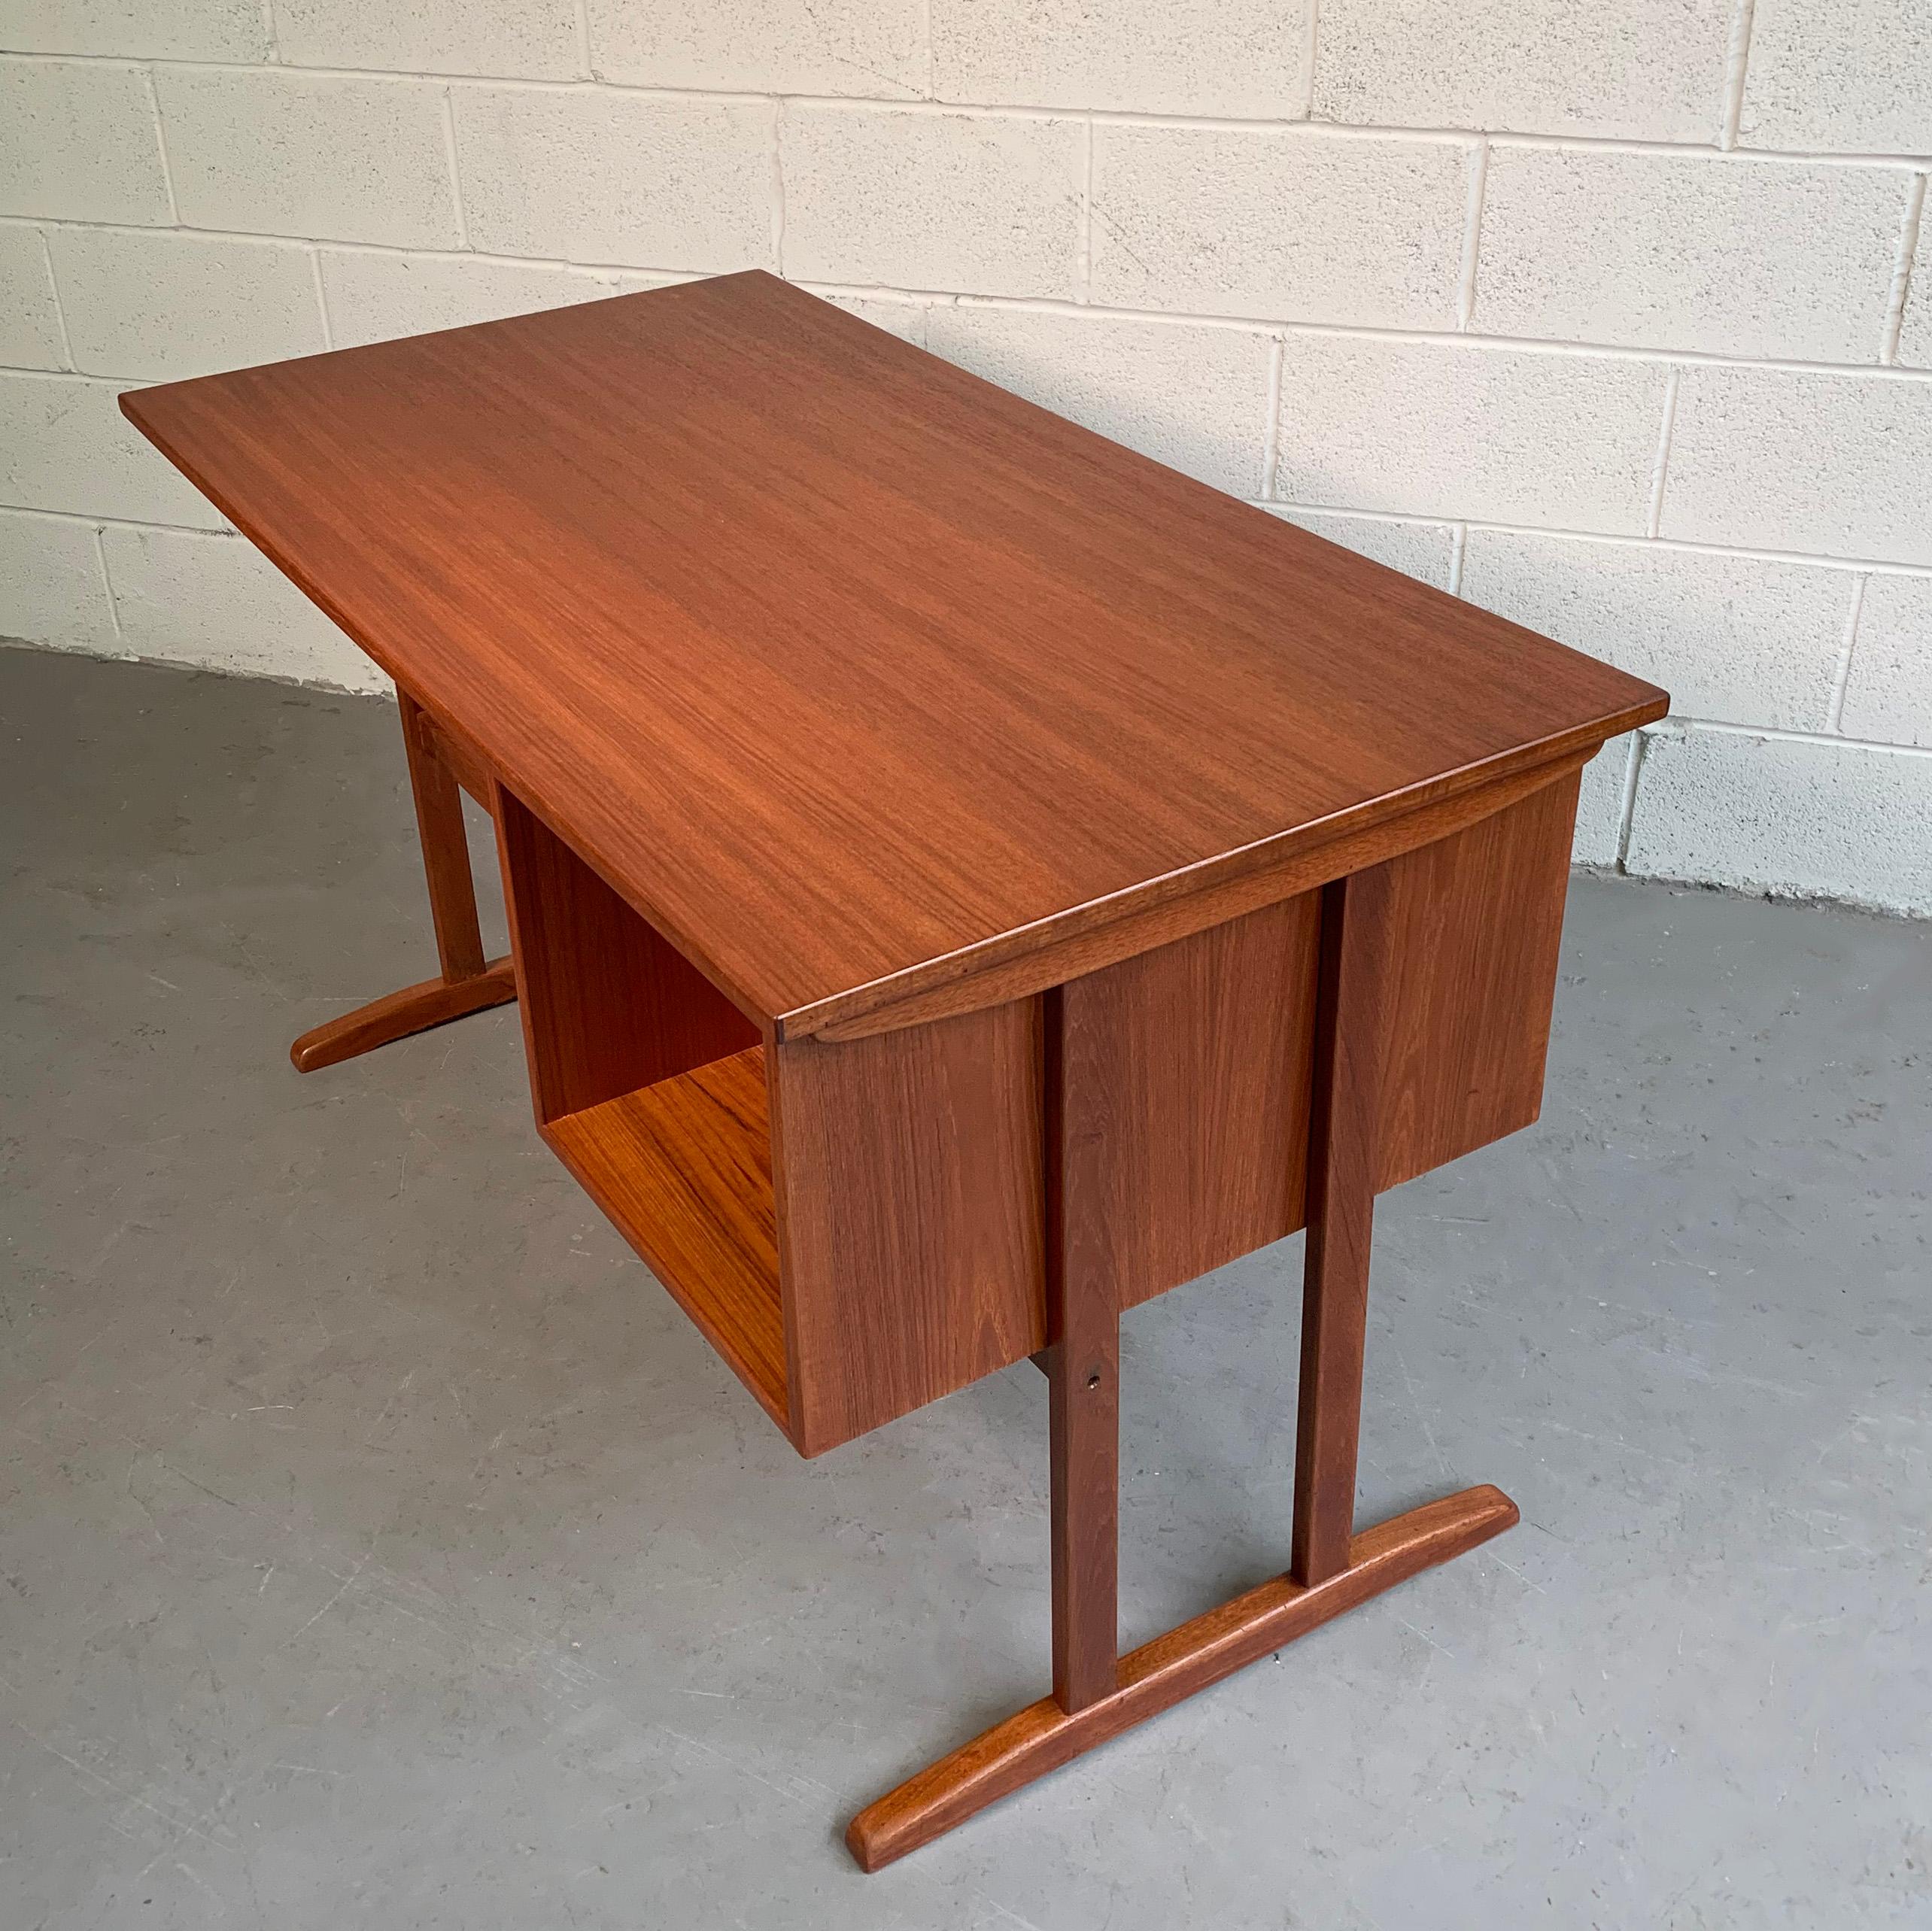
[3,643,1928,1929]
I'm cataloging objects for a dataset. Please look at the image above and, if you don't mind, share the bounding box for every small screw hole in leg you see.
[1086,1371,1101,1391]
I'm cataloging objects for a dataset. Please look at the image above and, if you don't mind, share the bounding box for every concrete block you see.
[1627,726,1932,916]
[807,288,927,345]
[925,307,1272,496]
[1572,734,1636,866]
[932,0,1310,117]
[155,70,462,250]
[1475,148,1908,362]
[0,507,118,654]
[1313,0,1732,142]
[1460,530,1855,731]
[100,524,381,691]
[781,106,1083,299]
[0,0,266,59]
[1275,338,1668,533]
[1840,572,1932,747]
[1663,367,1932,566]
[0,59,170,226]
[1739,0,1932,154]
[0,372,226,528]
[0,225,65,369]
[454,87,773,271]
[274,0,582,80]
[319,249,612,349]
[1089,126,1466,329]
[49,229,327,382]
[1267,509,1457,589]
[590,0,923,98]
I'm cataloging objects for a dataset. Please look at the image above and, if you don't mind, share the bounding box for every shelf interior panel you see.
[544,1045,788,1432]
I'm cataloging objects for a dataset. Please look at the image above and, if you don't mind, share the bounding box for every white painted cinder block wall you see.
[2,1,1929,913]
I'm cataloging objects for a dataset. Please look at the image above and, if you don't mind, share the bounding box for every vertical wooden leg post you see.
[844,882,1518,1872]
[1293,874,1383,1589]
[290,694,516,1072]
[401,688,488,985]
[1045,985,1121,1716]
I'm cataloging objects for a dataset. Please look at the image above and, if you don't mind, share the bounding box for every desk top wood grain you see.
[122,270,1666,1033]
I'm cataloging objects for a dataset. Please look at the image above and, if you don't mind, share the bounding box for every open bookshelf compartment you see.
[496,785,1057,1459]
[544,1047,788,1429]
[495,788,791,1432]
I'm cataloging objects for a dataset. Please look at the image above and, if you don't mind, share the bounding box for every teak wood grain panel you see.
[1059,895,1322,1311]
[402,687,494,812]
[545,1049,788,1430]
[803,749,1586,1045]
[121,272,1667,1032]
[398,691,486,983]
[1043,982,1121,1710]
[495,786,760,1126]
[1292,870,1389,1585]
[769,1001,1046,1456]
[1366,767,1583,1192]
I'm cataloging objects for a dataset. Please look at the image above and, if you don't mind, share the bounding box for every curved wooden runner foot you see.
[846,1483,1517,1871]
[290,956,516,1072]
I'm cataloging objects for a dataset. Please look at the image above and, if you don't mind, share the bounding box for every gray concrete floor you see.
[2,642,1927,1931]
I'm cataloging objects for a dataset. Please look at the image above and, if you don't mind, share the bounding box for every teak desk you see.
[123,270,1667,1866]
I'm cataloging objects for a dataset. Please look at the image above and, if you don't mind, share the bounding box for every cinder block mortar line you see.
[1720,0,1757,151]
[1447,524,1468,596]
[90,524,123,642]
[1652,713,1931,757]
[921,0,934,101]
[1615,731,1647,869]
[1260,335,1283,499]
[37,227,76,370]
[1456,139,1488,331]
[801,272,1932,372]
[1880,174,1926,363]
[1646,369,1681,539]
[440,90,470,250]
[2,506,240,539]
[257,1,277,64]
[145,68,182,224]
[4,51,1929,168]
[2,215,697,285]
[1826,575,1867,733]
[573,0,592,82]
[1259,502,1932,579]
[922,288,1932,378]
[770,101,786,273]
[20,214,1929,377]
[26,214,1932,379]
[1299,0,1321,120]
[1077,118,1093,303]
[1242,317,1932,374]
[308,247,333,349]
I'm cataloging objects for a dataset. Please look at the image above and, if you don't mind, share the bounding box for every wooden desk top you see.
[123,271,1665,1035]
